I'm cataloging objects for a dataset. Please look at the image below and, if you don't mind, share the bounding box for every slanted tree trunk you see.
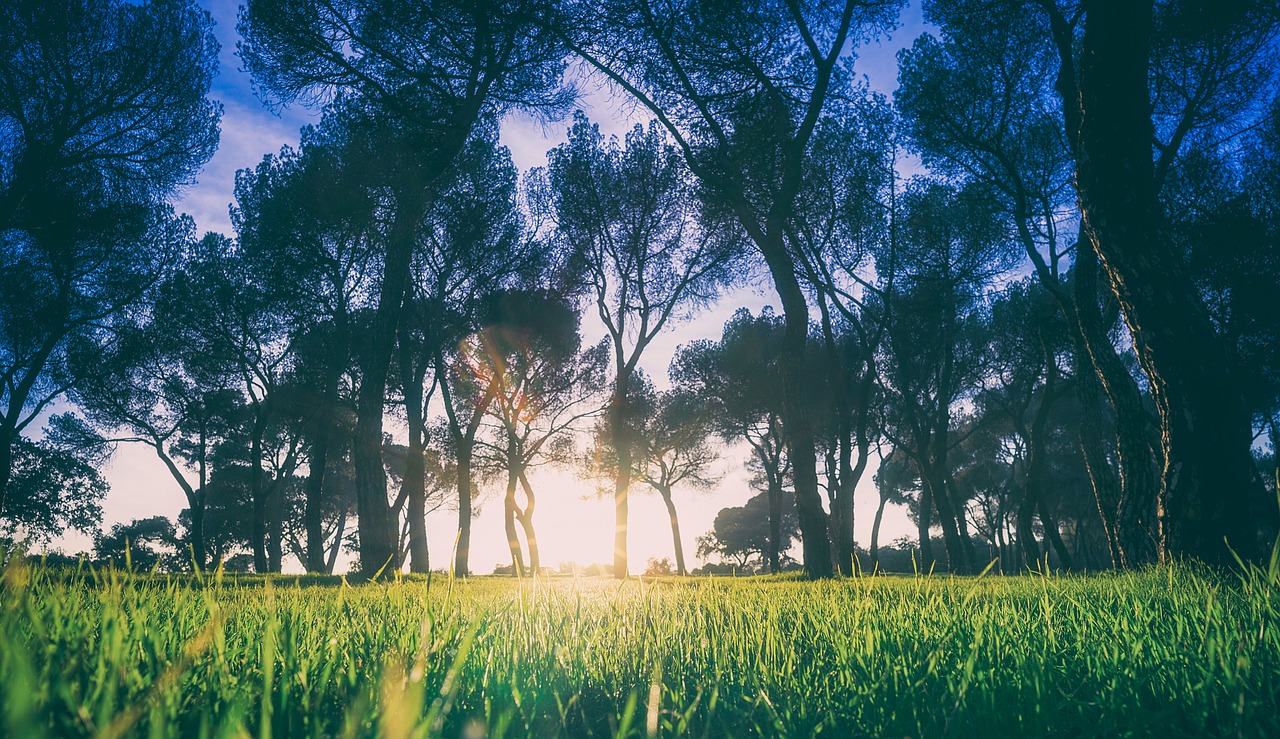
[870,488,888,572]
[656,484,687,576]
[1074,0,1262,565]
[325,511,347,575]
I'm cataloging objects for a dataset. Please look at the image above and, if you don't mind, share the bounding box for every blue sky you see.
[62,1,933,572]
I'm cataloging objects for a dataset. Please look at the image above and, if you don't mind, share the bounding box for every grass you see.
[1,557,1278,738]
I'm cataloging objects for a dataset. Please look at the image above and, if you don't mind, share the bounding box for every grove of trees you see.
[3,0,1277,577]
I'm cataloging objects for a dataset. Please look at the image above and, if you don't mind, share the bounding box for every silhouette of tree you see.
[0,0,219,519]
[469,289,608,575]
[540,113,733,576]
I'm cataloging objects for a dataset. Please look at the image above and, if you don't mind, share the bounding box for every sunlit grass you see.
[2,556,1278,737]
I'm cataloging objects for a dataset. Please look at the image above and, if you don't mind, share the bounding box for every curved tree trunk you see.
[517,472,540,574]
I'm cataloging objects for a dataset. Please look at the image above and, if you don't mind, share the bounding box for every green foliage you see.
[3,560,1277,737]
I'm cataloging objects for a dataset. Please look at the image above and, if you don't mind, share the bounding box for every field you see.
[2,559,1279,738]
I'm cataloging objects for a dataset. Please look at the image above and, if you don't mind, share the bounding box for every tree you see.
[0,0,219,516]
[400,130,537,576]
[0,417,105,545]
[671,308,792,573]
[697,491,800,571]
[541,114,732,576]
[563,0,905,576]
[470,289,608,576]
[95,516,183,572]
[232,120,379,572]
[240,0,572,576]
[918,0,1280,564]
[895,7,1161,566]
[631,389,720,576]
[877,181,1014,573]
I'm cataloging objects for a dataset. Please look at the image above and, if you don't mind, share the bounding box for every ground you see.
[1,558,1278,737]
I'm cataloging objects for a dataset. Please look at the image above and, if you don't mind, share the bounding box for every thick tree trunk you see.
[1072,239,1159,566]
[658,487,687,576]
[453,443,475,576]
[1073,333,1124,569]
[1076,0,1261,565]
[352,196,424,578]
[757,234,831,577]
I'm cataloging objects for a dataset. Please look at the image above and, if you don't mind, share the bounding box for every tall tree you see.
[232,119,378,572]
[240,0,571,575]
[541,114,731,577]
[562,0,905,576]
[0,0,219,516]
[895,7,1161,565]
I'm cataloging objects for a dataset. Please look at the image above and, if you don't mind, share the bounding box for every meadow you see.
[2,557,1278,738]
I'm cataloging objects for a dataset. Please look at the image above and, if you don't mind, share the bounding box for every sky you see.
[49,1,933,573]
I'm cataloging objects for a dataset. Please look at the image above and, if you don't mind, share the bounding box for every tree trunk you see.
[267,485,283,572]
[1038,498,1075,570]
[757,233,832,577]
[610,376,633,578]
[404,437,429,574]
[917,482,936,571]
[870,489,888,572]
[304,430,330,573]
[352,195,424,578]
[1072,331,1124,569]
[517,472,540,574]
[1073,238,1159,566]
[250,419,268,573]
[767,471,783,574]
[503,449,526,576]
[1076,0,1261,565]
[658,485,687,576]
[326,511,346,574]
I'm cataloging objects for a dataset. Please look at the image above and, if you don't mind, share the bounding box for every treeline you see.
[2,0,1277,577]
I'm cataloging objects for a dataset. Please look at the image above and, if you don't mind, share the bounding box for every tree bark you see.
[870,489,888,572]
[1076,0,1262,565]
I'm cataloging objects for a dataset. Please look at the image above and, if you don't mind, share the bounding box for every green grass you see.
[1,558,1278,738]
